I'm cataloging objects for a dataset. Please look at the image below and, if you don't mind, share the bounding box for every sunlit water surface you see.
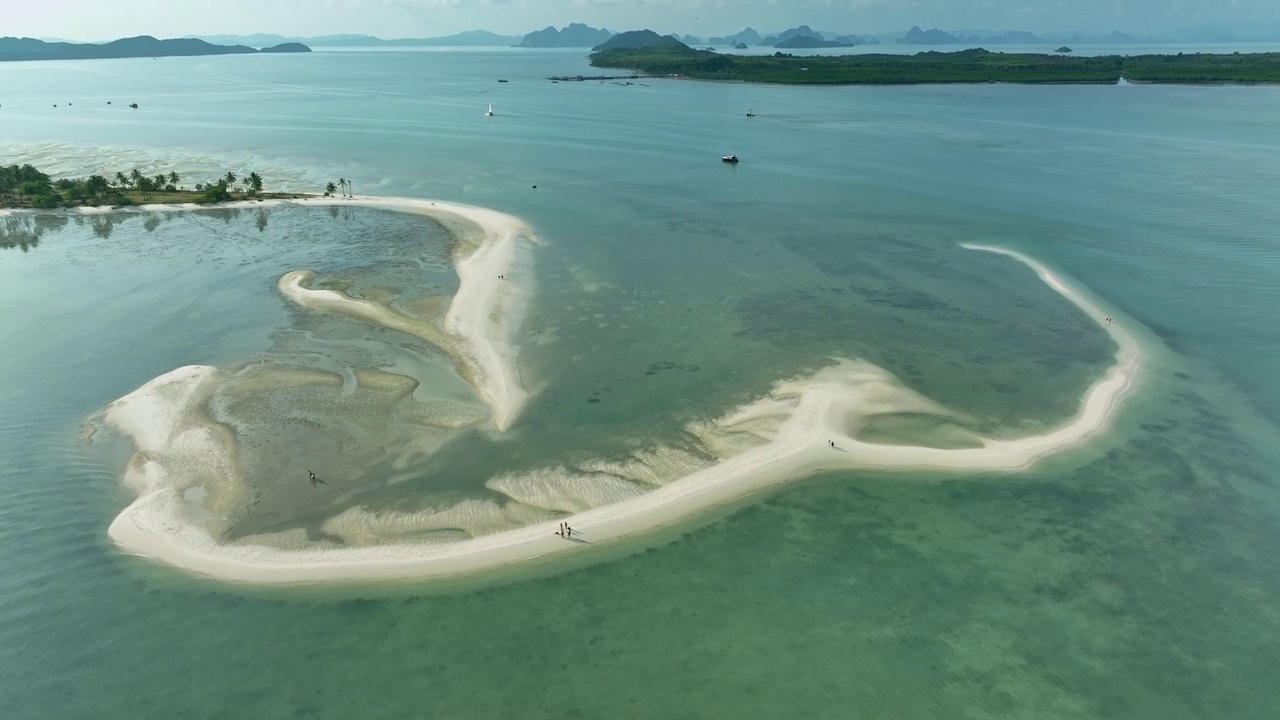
[1,49,1278,718]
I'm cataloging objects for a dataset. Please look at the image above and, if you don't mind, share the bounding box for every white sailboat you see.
[485,103,494,117]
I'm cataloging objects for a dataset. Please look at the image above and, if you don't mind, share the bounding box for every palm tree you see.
[338,177,347,198]
[240,177,250,195]
[129,169,144,189]
[168,171,180,189]
[325,182,337,197]
[248,172,263,196]
[114,171,128,189]
[85,175,109,200]
[224,171,237,187]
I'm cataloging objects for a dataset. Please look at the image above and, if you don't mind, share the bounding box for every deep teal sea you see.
[1,48,1279,718]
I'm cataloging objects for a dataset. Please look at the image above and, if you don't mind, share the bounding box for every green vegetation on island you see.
[592,30,685,52]
[589,43,1280,85]
[1117,52,1280,83]
[324,178,359,197]
[0,164,309,210]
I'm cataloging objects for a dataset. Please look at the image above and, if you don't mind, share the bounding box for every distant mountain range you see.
[892,26,1141,45]
[660,25,1280,47]
[755,25,860,47]
[774,35,855,49]
[181,23,1280,51]
[192,25,614,49]
[683,25,1180,47]
[195,25,629,50]
[190,30,520,48]
[21,22,1277,61]
[0,35,309,62]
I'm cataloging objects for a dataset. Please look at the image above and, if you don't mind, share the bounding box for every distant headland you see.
[589,38,1280,85]
[518,23,613,48]
[0,35,310,63]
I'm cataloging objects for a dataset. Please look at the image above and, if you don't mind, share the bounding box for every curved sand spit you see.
[86,195,536,431]
[283,196,534,431]
[97,206,1141,585]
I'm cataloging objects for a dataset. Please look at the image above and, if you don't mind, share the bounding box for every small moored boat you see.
[721,154,739,164]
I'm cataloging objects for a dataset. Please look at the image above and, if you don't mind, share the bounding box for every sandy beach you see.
[97,222,1144,585]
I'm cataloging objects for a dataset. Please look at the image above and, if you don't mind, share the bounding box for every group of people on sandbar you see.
[556,521,574,538]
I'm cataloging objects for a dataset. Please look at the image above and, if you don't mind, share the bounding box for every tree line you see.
[0,164,272,208]
[590,45,1280,85]
[190,171,266,203]
[324,178,354,197]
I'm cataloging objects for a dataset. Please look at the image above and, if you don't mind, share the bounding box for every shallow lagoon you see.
[11,201,1115,562]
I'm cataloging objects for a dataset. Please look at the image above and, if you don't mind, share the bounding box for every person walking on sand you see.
[308,470,325,487]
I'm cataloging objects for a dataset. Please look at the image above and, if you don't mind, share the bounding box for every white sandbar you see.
[100,237,1142,586]
[291,197,534,431]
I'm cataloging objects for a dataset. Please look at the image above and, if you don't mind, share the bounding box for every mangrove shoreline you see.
[590,45,1280,85]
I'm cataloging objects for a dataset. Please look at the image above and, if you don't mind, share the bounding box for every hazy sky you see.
[9,0,1278,41]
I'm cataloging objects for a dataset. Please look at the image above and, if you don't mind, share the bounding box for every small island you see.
[0,164,309,210]
[0,35,312,63]
[261,42,312,54]
[591,29,684,52]
[773,36,854,49]
[590,38,1280,84]
[519,23,612,48]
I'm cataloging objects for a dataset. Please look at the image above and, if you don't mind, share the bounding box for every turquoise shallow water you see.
[2,50,1279,718]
